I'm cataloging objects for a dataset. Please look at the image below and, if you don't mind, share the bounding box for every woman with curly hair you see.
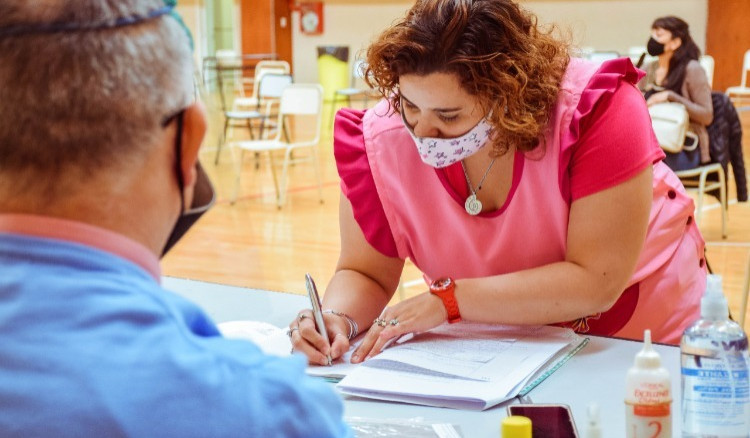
[290,0,705,364]
[639,15,713,168]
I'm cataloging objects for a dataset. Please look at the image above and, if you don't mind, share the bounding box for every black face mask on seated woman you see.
[647,37,666,56]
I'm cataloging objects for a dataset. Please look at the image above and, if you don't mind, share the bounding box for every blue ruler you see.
[518,337,590,396]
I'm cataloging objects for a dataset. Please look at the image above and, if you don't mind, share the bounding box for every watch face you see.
[432,277,452,292]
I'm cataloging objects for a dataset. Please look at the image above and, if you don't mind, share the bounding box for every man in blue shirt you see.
[0,1,350,436]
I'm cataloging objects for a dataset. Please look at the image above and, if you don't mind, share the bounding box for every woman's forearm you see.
[456,259,628,325]
[322,268,395,333]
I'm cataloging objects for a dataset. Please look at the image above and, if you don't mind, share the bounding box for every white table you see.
[163,276,683,437]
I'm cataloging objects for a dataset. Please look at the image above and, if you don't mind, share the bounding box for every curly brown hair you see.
[365,0,569,155]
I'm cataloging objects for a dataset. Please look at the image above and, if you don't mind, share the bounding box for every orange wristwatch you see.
[429,277,461,323]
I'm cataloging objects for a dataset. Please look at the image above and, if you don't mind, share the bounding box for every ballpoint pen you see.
[305,273,332,366]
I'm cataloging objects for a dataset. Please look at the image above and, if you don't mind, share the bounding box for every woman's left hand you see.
[349,292,448,363]
[646,90,671,105]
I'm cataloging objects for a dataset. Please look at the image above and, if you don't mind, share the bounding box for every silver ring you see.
[286,327,300,338]
[374,318,387,327]
[389,318,399,326]
[298,313,310,322]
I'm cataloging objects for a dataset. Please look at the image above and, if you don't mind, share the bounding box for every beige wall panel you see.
[291,0,707,84]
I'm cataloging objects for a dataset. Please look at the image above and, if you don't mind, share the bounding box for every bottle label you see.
[626,405,671,438]
[681,352,750,436]
[634,403,671,417]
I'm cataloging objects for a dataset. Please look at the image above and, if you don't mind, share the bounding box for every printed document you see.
[218,320,583,410]
[336,323,582,410]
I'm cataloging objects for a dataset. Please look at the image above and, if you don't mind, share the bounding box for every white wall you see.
[526,0,707,55]
[291,0,708,83]
[292,2,412,83]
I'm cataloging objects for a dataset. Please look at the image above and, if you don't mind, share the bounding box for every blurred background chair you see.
[699,55,715,88]
[329,59,379,124]
[233,60,291,110]
[628,46,656,69]
[230,84,324,207]
[674,163,727,238]
[650,102,728,238]
[726,49,750,109]
[215,73,293,165]
[586,50,621,64]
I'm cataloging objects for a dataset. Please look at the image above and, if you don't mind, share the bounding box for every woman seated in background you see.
[289,0,706,365]
[639,16,713,170]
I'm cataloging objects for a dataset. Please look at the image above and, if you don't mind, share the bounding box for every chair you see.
[586,51,620,64]
[329,59,379,124]
[215,73,293,165]
[233,60,291,109]
[230,84,324,207]
[674,161,727,238]
[699,55,715,88]
[627,46,656,68]
[649,102,728,238]
[726,49,750,108]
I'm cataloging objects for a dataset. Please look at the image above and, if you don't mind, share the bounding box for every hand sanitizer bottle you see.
[681,274,750,437]
[625,329,672,437]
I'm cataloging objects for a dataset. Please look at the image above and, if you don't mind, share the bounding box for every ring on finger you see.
[286,326,300,338]
[298,313,310,322]
[389,318,399,326]
[373,318,387,327]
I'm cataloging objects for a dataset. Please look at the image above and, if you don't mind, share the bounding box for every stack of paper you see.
[218,320,585,411]
[335,323,583,410]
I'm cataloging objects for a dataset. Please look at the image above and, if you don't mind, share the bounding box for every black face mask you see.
[162,112,216,256]
[647,37,666,56]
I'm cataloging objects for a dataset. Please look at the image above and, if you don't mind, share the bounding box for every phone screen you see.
[507,404,578,438]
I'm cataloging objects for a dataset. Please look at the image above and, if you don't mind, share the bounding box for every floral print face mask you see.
[400,109,493,168]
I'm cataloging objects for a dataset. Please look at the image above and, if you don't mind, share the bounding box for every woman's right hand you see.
[288,309,351,366]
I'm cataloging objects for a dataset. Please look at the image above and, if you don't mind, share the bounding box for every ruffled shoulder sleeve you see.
[560,58,664,201]
[333,108,399,258]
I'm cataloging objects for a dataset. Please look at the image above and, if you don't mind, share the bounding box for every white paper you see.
[217,320,292,357]
[337,323,580,410]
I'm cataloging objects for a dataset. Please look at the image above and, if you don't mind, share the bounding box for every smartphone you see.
[506,404,579,438]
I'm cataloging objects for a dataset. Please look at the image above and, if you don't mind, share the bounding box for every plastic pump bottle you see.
[625,329,672,437]
[681,274,750,437]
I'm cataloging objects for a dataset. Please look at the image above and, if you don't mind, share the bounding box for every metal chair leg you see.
[215,117,230,165]
[719,165,727,239]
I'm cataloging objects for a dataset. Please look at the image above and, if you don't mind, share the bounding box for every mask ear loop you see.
[173,111,186,215]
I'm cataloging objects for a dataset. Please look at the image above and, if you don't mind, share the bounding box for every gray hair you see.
[0,0,194,194]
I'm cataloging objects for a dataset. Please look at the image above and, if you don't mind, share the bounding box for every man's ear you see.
[179,100,208,187]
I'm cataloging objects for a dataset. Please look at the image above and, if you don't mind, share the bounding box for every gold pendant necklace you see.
[461,157,496,216]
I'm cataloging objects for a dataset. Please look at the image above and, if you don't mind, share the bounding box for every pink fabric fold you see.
[333,108,399,257]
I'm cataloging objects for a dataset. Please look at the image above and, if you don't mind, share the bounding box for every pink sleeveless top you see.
[335,58,705,344]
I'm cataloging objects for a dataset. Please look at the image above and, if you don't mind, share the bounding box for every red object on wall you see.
[298,2,323,35]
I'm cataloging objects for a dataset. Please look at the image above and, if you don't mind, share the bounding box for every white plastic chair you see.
[329,59,379,124]
[215,73,293,165]
[649,103,727,238]
[699,55,715,89]
[627,46,656,68]
[726,49,750,107]
[674,161,727,238]
[230,84,324,207]
[587,51,620,64]
[234,60,291,109]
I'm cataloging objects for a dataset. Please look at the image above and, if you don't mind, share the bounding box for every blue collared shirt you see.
[0,231,351,437]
